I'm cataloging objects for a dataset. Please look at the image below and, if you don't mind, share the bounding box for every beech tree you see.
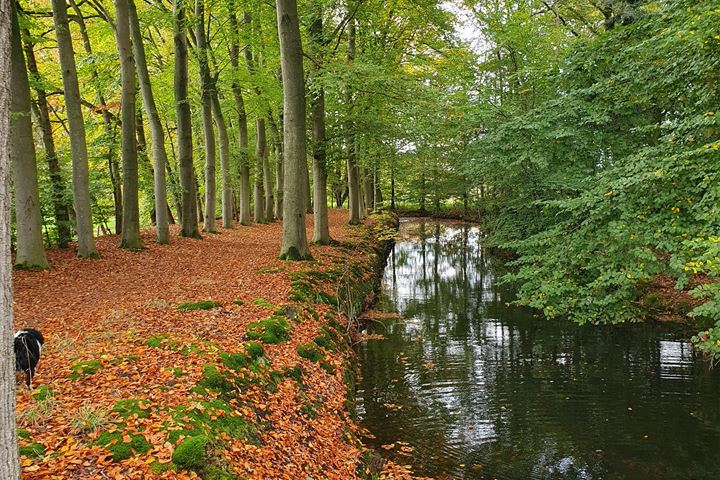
[174,0,201,238]
[51,0,98,257]
[115,0,142,250]
[276,0,310,260]
[128,0,169,243]
[1,0,19,473]
[10,5,48,269]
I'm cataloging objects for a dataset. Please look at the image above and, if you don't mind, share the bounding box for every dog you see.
[14,328,44,389]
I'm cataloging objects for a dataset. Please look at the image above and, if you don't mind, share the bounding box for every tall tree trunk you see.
[115,0,142,250]
[174,0,200,238]
[52,0,98,257]
[68,0,122,235]
[228,5,251,225]
[363,167,373,214]
[263,123,274,221]
[0,1,19,473]
[345,17,360,225]
[10,6,48,269]
[211,95,233,228]
[268,113,283,219]
[23,33,72,248]
[195,0,216,233]
[276,0,310,260]
[129,0,169,243]
[254,118,266,223]
[309,11,330,244]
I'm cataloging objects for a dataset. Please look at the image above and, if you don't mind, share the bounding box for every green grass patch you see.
[178,300,221,311]
[31,385,52,401]
[69,360,103,380]
[19,442,45,458]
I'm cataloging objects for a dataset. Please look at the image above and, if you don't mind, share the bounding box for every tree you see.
[195,0,217,234]
[309,10,330,244]
[0,0,20,473]
[51,0,98,258]
[254,118,267,223]
[345,16,360,225]
[115,0,142,250]
[128,0,169,244]
[174,0,201,238]
[10,4,48,269]
[276,0,310,260]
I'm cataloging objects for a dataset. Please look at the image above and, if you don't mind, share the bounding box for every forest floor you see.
[13,209,417,480]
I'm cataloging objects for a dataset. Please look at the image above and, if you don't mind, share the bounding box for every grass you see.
[177,300,221,311]
[70,404,111,434]
[69,360,103,380]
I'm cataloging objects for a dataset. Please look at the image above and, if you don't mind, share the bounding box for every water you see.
[356,219,720,480]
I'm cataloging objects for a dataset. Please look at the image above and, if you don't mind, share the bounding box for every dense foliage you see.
[463,0,720,357]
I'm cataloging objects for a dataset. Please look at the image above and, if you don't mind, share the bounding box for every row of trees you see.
[9,0,476,268]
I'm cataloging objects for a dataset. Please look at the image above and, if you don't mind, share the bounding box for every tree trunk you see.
[129,0,169,243]
[174,0,200,238]
[0,0,20,473]
[23,33,72,248]
[51,0,98,257]
[254,118,266,223]
[10,5,48,269]
[228,6,251,225]
[263,123,274,221]
[276,0,310,260]
[345,17,360,225]
[68,0,122,235]
[268,113,283,219]
[211,94,233,228]
[309,12,330,244]
[196,0,216,234]
[115,0,142,250]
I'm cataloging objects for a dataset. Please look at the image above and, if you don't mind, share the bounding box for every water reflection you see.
[357,219,720,480]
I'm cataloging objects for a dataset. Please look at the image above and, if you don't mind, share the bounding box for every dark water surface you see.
[356,219,720,480]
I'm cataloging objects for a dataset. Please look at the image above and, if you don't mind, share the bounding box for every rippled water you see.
[356,219,720,480]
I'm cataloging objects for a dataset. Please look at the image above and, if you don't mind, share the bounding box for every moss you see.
[113,399,151,419]
[283,366,304,385]
[32,385,52,401]
[172,435,207,470]
[195,364,234,394]
[313,335,335,352]
[296,343,323,362]
[319,360,336,375]
[69,360,103,379]
[219,352,251,371]
[171,367,185,377]
[17,429,31,440]
[19,442,45,458]
[245,342,265,359]
[252,298,276,309]
[146,334,178,350]
[178,300,221,311]
[96,431,151,461]
[232,300,245,306]
[149,461,177,474]
[246,317,292,344]
[279,246,302,261]
[203,465,236,480]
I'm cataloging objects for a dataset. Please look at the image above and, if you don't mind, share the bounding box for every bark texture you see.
[129,0,169,243]
[211,95,233,228]
[254,118,266,223]
[276,0,310,259]
[52,0,98,257]
[174,0,201,238]
[345,18,360,225]
[0,0,20,475]
[10,5,49,268]
[116,0,142,250]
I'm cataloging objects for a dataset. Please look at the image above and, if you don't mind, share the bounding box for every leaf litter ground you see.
[13,209,424,480]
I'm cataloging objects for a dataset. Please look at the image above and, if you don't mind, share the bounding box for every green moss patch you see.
[252,298,276,309]
[232,300,245,306]
[297,343,323,363]
[178,300,221,311]
[195,364,234,394]
[32,385,52,401]
[246,316,292,344]
[19,442,45,458]
[69,360,103,380]
[245,341,265,359]
[113,398,151,419]
[96,431,151,462]
[172,435,207,469]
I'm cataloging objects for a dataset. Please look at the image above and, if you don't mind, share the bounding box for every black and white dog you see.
[14,328,44,389]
